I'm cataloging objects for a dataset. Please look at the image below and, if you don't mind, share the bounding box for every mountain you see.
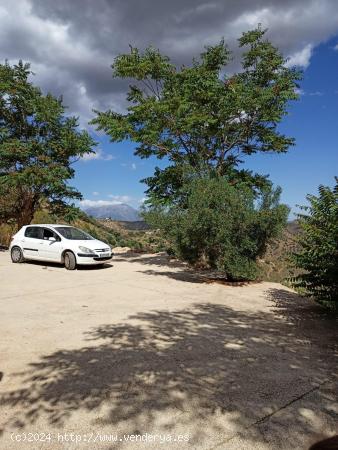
[82,203,141,221]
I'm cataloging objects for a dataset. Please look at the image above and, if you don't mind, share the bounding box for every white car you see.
[10,224,113,270]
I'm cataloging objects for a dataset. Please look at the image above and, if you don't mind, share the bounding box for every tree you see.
[143,176,289,280]
[92,27,301,203]
[292,180,338,308]
[0,61,95,229]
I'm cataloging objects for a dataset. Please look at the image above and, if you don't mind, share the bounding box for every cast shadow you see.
[1,288,337,448]
[116,253,253,285]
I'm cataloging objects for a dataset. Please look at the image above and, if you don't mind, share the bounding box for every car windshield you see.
[55,227,94,240]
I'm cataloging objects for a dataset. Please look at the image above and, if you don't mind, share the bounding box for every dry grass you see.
[258,222,302,283]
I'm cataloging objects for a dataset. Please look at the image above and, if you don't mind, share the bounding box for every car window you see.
[55,227,94,240]
[43,228,60,241]
[25,226,42,239]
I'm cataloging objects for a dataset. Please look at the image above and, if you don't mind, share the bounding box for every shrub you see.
[292,179,338,308]
[144,177,289,280]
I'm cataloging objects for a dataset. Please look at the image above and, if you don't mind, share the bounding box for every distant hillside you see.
[100,219,150,231]
[82,203,140,221]
[258,221,302,282]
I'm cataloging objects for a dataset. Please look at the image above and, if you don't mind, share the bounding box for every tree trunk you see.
[16,193,36,230]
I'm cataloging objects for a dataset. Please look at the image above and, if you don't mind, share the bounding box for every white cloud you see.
[334,43,338,50]
[294,89,324,97]
[81,148,115,162]
[309,91,323,96]
[120,162,137,170]
[80,197,131,208]
[107,194,133,203]
[294,88,305,96]
[92,191,100,196]
[285,44,313,68]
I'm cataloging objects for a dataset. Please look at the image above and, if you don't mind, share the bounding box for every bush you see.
[292,180,338,308]
[144,177,289,280]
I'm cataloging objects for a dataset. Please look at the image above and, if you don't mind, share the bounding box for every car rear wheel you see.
[11,246,24,263]
[64,251,76,270]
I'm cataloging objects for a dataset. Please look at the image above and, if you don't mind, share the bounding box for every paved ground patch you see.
[0,251,337,449]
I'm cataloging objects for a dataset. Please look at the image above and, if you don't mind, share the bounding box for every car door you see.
[39,228,63,262]
[22,226,43,259]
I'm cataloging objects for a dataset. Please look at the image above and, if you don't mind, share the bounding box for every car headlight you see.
[79,246,93,254]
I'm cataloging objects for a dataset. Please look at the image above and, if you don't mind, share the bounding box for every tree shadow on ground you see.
[113,253,187,269]
[114,253,205,283]
[137,269,205,283]
[115,253,254,285]
[1,288,337,448]
[138,269,257,285]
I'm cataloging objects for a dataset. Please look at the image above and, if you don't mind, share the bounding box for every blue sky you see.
[74,36,338,216]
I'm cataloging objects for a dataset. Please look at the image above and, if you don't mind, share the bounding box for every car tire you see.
[11,246,24,263]
[64,251,76,270]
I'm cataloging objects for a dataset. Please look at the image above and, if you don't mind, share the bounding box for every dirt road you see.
[0,251,337,449]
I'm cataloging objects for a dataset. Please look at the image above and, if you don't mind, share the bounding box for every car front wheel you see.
[64,251,76,270]
[11,246,24,263]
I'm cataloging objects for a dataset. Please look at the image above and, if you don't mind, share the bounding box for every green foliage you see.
[92,27,301,203]
[292,179,338,308]
[143,177,289,280]
[0,61,96,229]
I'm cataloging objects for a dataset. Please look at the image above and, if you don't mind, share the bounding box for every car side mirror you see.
[49,237,56,242]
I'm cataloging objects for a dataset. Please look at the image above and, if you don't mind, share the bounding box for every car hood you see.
[71,240,110,250]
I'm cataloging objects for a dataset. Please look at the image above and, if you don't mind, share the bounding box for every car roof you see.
[25,224,73,228]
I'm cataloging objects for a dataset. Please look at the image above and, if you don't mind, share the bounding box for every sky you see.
[0,0,337,215]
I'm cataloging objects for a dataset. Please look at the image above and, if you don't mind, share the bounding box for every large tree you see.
[0,61,95,229]
[92,27,301,203]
